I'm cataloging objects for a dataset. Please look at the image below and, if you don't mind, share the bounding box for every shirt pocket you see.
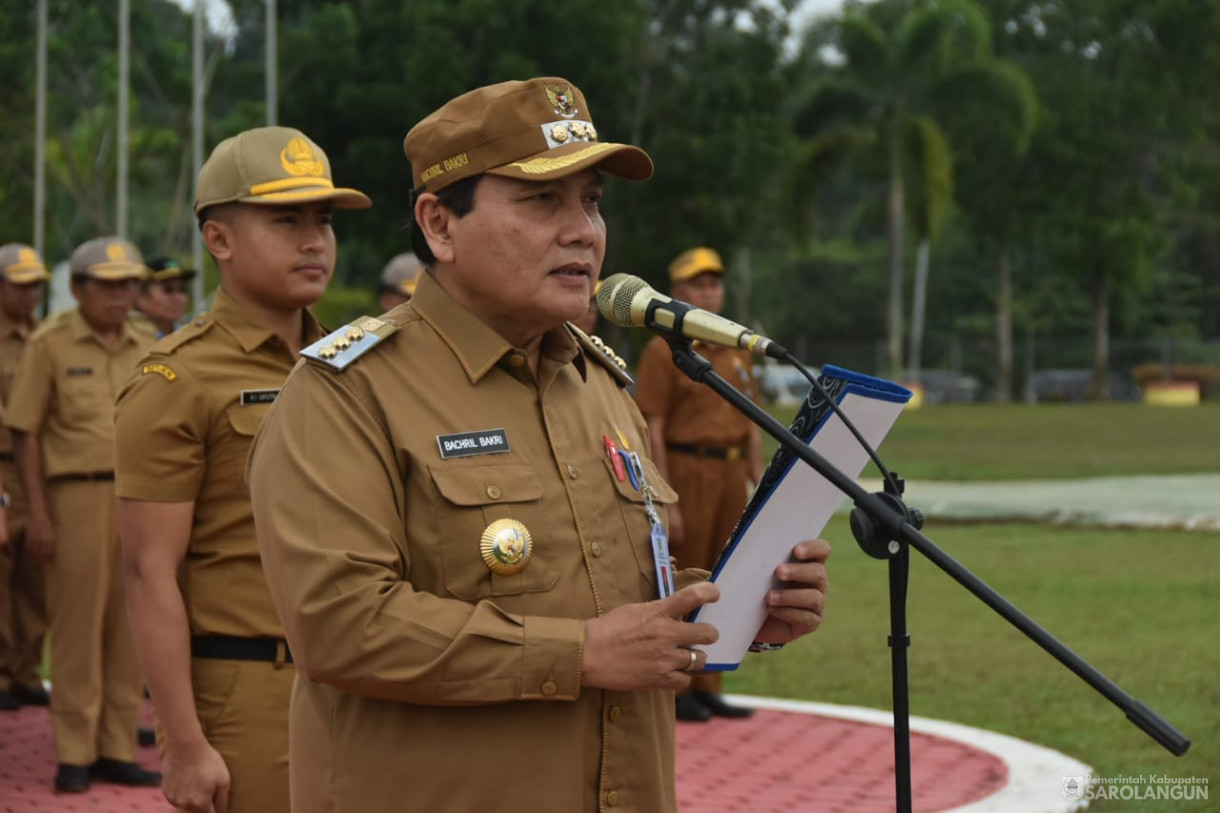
[602,456,678,590]
[218,405,268,498]
[428,462,559,601]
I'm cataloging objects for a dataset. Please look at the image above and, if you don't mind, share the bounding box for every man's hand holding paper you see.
[755,538,832,645]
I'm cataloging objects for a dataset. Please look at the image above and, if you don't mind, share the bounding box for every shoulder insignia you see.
[142,363,177,381]
[568,324,633,388]
[302,316,399,371]
[154,314,215,354]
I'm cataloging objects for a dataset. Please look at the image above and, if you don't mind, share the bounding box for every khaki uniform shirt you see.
[249,272,690,813]
[115,289,323,638]
[0,309,37,526]
[5,309,152,476]
[634,335,759,447]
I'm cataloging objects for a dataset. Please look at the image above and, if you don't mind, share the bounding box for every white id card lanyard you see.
[628,452,675,598]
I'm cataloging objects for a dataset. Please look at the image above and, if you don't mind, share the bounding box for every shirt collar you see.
[0,308,33,340]
[68,307,142,347]
[210,287,325,352]
[411,270,585,384]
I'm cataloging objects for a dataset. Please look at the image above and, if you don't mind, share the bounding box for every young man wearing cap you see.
[633,247,765,723]
[6,236,158,792]
[0,244,50,713]
[377,251,423,312]
[134,257,197,337]
[248,78,829,813]
[115,126,370,813]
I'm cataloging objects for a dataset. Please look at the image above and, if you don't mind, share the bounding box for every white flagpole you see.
[192,0,205,311]
[34,0,47,258]
[265,0,277,125]
[117,0,130,238]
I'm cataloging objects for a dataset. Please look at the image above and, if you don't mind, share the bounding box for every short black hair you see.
[409,175,483,265]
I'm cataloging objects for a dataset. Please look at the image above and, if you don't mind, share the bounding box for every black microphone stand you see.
[662,336,1190,813]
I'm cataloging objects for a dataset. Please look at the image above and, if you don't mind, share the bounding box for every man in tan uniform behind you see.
[248,77,830,813]
[0,244,51,712]
[6,236,159,792]
[133,257,197,338]
[633,247,764,722]
[117,126,370,813]
[376,251,423,312]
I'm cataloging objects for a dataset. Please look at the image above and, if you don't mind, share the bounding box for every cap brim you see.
[671,266,724,283]
[239,186,372,210]
[4,267,51,284]
[81,262,149,281]
[150,269,198,282]
[486,141,654,183]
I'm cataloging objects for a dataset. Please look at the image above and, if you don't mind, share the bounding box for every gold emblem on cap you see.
[545,83,578,118]
[106,243,128,262]
[586,125,597,141]
[281,137,326,178]
[550,124,571,143]
[480,519,533,576]
[18,248,37,265]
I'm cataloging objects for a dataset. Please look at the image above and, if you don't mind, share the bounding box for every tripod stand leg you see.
[889,545,912,813]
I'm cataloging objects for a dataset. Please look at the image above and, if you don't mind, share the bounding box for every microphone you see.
[596,273,788,359]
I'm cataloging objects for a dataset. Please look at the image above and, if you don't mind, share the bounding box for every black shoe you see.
[12,683,50,706]
[55,763,91,793]
[90,757,162,787]
[691,691,755,719]
[138,727,156,747]
[0,691,19,711]
[675,692,712,722]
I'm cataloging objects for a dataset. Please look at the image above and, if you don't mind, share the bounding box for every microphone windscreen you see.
[598,273,649,326]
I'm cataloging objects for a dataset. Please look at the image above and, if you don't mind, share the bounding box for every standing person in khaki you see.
[633,247,764,723]
[116,126,370,813]
[133,257,197,338]
[0,244,50,712]
[376,251,423,312]
[6,236,159,793]
[248,77,830,813]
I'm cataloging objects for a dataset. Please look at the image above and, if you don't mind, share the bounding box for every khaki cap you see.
[669,247,724,283]
[147,257,198,282]
[404,77,653,194]
[196,126,372,214]
[0,243,51,284]
[380,252,423,296]
[70,237,149,281]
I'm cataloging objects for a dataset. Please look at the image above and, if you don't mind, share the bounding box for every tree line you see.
[1,0,1217,398]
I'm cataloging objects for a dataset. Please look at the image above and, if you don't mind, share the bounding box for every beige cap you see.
[668,247,724,283]
[380,252,423,296]
[196,126,372,214]
[0,243,51,284]
[404,77,653,194]
[147,257,198,282]
[70,237,149,281]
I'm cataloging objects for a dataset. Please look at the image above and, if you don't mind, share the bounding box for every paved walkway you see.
[1,695,1089,812]
[855,473,1220,531]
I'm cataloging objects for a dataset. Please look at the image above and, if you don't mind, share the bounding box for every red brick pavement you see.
[1,698,1008,812]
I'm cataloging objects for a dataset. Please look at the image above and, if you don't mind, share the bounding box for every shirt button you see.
[567,465,579,479]
[541,680,557,697]
[508,353,525,368]
[486,485,502,500]
[606,791,622,807]
[608,705,622,722]
[590,542,603,557]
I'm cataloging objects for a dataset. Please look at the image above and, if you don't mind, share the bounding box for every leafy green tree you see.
[790,0,1035,379]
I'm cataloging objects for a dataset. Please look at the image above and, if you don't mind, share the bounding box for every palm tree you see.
[790,0,1036,379]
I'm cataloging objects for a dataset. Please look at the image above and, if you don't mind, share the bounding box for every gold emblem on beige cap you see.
[480,519,533,576]
[545,83,578,118]
[281,137,326,177]
[106,243,129,262]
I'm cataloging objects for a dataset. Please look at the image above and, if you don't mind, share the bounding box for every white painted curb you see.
[724,695,1093,812]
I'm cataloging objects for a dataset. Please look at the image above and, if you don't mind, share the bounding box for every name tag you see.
[436,428,510,459]
[66,366,93,376]
[240,389,281,406]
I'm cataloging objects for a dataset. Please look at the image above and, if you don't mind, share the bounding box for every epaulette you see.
[152,314,215,354]
[569,324,633,388]
[30,307,77,340]
[302,316,399,371]
[128,313,159,337]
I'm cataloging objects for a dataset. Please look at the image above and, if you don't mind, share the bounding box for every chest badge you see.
[480,519,533,577]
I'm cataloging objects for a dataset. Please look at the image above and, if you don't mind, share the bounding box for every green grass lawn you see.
[724,516,1219,811]
[764,402,1220,481]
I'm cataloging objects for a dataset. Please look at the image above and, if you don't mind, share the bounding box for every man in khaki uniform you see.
[0,244,51,712]
[634,247,764,722]
[248,77,830,813]
[6,236,159,792]
[134,257,197,338]
[116,126,370,813]
[376,251,423,311]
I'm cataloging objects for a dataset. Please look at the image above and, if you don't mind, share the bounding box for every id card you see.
[629,451,675,599]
